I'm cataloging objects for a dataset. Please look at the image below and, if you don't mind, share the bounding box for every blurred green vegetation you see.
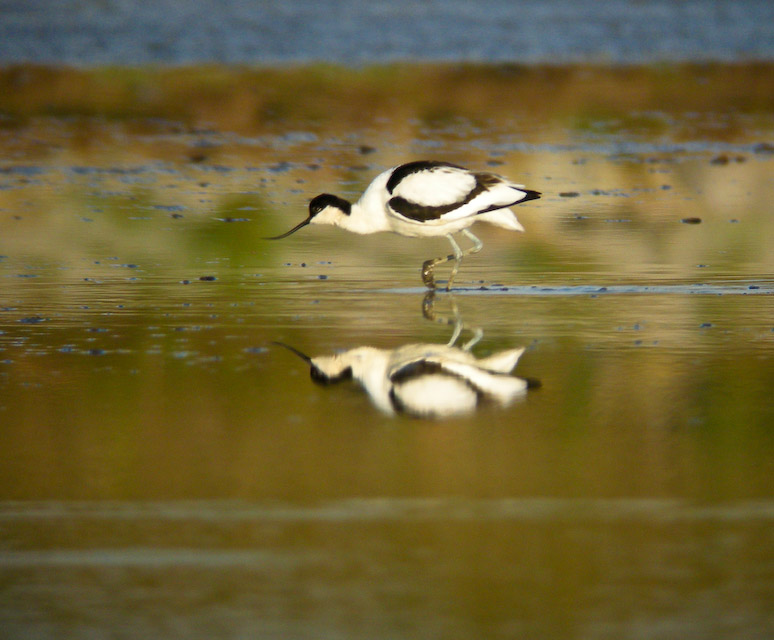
[1,63,773,132]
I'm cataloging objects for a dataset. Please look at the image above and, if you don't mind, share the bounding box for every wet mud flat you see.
[0,63,773,639]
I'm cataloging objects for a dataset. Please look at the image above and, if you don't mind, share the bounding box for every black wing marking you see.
[465,188,540,215]
[388,195,468,221]
[385,161,466,195]
[517,190,542,204]
[389,172,526,222]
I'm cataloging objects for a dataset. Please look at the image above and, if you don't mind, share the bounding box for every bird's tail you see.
[479,208,525,232]
[515,188,541,203]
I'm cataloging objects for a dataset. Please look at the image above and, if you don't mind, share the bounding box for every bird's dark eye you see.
[309,194,330,217]
[308,193,351,217]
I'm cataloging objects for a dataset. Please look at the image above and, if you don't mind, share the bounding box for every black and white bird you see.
[278,342,536,419]
[268,160,541,290]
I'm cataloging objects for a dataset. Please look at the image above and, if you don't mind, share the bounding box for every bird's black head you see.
[311,364,353,385]
[265,193,351,240]
[309,193,351,218]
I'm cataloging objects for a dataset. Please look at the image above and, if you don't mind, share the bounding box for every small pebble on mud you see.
[710,154,746,165]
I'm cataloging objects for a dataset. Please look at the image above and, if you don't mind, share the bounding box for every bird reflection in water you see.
[277,293,540,419]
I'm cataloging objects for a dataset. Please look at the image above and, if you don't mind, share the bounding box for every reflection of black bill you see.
[264,217,310,240]
[273,341,352,385]
[272,341,311,363]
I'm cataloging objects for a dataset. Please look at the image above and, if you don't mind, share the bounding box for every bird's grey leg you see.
[443,234,465,291]
[446,229,484,291]
[462,229,483,255]
[445,229,484,290]
[421,230,483,291]
[422,235,459,290]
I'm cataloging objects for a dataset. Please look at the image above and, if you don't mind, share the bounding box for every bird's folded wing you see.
[391,166,478,207]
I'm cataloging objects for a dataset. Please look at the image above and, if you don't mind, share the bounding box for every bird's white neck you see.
[332,201,391,235]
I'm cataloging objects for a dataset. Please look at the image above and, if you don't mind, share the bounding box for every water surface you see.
[1,64,773,639]
[2,0,773,64]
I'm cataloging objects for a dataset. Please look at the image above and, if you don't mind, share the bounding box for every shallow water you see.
[1,65,773,638]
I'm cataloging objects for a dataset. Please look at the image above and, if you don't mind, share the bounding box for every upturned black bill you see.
[265,217,310,240]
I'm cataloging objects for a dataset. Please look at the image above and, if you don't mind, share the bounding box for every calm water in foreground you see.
[0,65,773,638]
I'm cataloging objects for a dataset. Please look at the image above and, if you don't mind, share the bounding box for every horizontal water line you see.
[1,498,772,524]
[385,284,774,296]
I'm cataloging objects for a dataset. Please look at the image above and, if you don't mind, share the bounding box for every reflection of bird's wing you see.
[310,344,532,418]
[388,356,528,418]
[437,360,529,402]
[476,348,526,374]
[390,366,480,418]
[389,343,467,364]
[390,345,524,374]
